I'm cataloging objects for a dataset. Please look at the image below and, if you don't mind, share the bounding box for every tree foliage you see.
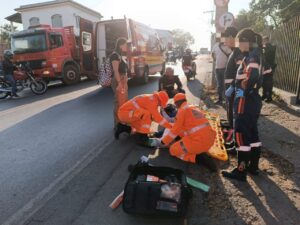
[171,29,194,50]
[234,0,299,32]
[0,23,17,43]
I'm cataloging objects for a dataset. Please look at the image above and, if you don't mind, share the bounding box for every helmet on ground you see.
[174,93,186,103]
[4,50,13,60]
[164,103,177,117]
[155,91,169,108]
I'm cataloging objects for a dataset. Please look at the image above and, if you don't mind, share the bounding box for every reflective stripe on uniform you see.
[236,60,242,65]
[182,105,189,109]
[159,119,168,126]
[247,63,260,69]
[149,95,154,100]
[129,110,134,118]
[180,141,188,153]
[237,146,251,152]
[131,100,140,109]
[236,73,247,80]
[250,142,262,147]
[183,122,209,136]
[263,69,272,74]
[142,124,150,129]
[225,78,234,84]
[164,129,176,139]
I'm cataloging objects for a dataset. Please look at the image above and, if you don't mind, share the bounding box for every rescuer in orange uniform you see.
[158,93,217,171]
[115,91,172,141]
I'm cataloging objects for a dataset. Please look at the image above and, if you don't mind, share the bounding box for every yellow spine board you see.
[204,111,228,161]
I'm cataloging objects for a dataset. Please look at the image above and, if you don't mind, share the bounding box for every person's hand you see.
[225,85,234,97]
[235,88,244,98]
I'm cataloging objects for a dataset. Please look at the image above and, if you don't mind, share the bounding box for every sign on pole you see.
[218,12,234,28]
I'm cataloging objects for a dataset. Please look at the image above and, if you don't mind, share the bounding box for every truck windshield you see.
[12,33,47,54]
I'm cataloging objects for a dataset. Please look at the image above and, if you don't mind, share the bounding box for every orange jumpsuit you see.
[118,94,172,134]
[162,102,216,163]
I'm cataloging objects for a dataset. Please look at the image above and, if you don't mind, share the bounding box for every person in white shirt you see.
[212,34,232,104]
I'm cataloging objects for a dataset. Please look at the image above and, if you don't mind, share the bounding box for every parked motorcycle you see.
[0,63,47,99]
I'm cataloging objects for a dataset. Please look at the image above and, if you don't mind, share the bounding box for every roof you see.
[15,0,102,19]
[5,13,22,23]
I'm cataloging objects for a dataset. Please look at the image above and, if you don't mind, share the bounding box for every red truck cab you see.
[11,23,93,85]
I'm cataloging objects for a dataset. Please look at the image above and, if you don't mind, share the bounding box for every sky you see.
[0,0,251,49]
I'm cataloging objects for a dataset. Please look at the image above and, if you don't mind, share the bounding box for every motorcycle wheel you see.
[0,81,10,99]
[30,80,48,95]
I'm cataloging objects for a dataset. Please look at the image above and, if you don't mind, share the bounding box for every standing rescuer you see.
[153,93,217,172]
[115,91,172,142]
[222,28,263,181]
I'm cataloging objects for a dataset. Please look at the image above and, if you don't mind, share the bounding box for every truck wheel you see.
[63,65,80,85]
[140,68,149,84]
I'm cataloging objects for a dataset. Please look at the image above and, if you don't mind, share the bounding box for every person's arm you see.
[112,60,121,84]
[161,108,185,145]
[174,76,183,89]
[150,105,172,129]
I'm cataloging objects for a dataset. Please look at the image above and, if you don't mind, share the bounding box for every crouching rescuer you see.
[115,91,172,142]
[151,93,217,172]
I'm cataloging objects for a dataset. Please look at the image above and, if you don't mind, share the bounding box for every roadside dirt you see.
[187,85,300,225]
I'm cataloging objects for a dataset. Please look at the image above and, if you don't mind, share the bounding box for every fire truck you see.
[11,18,165,85]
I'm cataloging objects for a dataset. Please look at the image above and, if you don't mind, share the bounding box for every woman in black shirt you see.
[110,37,128,129]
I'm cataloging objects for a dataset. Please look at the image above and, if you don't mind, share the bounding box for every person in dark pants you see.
[158,67,185,98]
[212,33,232,104]
[262,36,277,102]
[224,27,240,130]
[2,50,19,97]
[222,29,263,182]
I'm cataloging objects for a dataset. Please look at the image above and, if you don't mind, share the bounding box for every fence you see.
[271,16,300,104]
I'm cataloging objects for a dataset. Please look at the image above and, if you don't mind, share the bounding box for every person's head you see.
[165,67,174,77]
[4,50,13,60]
[222,27,238,48]
[173,93,187,108]
[235,28,259,52]
[114,37,127,55]
[185,48,191,54]
[155,91,169,108]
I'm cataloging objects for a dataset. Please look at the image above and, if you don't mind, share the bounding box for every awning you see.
[5,13,22,24]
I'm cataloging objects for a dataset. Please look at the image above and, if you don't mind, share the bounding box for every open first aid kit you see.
[122,162,192,217]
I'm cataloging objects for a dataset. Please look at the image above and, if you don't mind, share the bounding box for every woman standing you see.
[222,29,263,181]
[110,37,128,130]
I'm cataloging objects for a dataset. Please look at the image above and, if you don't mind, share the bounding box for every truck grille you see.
[17,60,45,70]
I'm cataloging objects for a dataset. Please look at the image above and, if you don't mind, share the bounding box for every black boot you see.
[114,123,131,140]
[195,153,217,172]
[248,147,261,175]
[222,168,247,182]
[134,133,150,147]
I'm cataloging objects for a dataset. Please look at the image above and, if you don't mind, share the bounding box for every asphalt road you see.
[0,74,164,224]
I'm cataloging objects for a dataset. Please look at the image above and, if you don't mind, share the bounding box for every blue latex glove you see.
[235,88,244,98]
[225,85,234,97]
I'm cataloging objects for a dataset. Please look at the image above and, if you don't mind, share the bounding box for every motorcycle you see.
[0,63,47,99]
[183,62,196,81]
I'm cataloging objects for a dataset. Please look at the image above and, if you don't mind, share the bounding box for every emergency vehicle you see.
[11,17,165,85]
[96,18,165,84]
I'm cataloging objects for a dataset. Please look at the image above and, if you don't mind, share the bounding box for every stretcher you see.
[203,111,228,161]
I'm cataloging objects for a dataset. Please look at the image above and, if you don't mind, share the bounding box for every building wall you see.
[20,3,100,35]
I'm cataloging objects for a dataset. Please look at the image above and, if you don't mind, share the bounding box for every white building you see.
[6,0,102,35]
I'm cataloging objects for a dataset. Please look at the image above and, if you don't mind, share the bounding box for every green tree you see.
[0,23,17,44]
[171,29,194,50]
[280,0,300,22]
[250,0,295,27]
[234,10,266,33]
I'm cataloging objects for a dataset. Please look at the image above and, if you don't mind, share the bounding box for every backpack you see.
[98,52,120,87]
